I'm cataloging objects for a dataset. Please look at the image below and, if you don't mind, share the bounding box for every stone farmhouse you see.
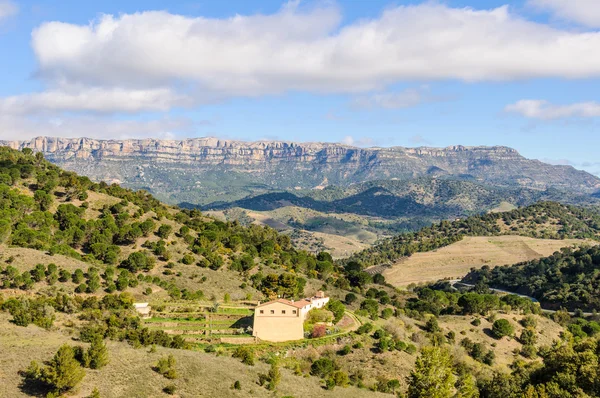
[252,291,330,342]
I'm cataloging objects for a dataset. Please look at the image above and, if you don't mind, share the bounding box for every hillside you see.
[347,201,600,268]
[3,146,600,398]
[464,244,600,311]
[382,236,590,286]
[204,179,600,255]
[3,137,599,208]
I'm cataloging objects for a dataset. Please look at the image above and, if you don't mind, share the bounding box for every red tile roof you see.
[257,298,314,309]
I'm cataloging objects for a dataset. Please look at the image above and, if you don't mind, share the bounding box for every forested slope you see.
[346,202,600,267]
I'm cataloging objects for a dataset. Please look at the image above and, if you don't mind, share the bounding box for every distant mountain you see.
[205,178,600,219]
[2,137,599,207]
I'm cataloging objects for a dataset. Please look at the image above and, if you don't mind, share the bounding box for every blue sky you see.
[1,0,600,175]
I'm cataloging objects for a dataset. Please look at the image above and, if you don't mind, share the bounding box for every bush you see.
[345,293,357,305]
[519,328,537,345]
[492,319,514,339]
[163,384,176,395]
[310,358,336,378]
[381,308,394,319]
[471,318,481,327]
[356,322,374,335]
[232,346,255,365]
[311,324,327,338]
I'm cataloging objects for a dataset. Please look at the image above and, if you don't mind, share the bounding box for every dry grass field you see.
[383,236,591,286]
[0,313,387,398]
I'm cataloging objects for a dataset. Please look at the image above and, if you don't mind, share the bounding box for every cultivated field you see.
[384,236,591,286]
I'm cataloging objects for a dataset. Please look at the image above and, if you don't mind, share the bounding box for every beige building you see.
[133,302,152,319]
[252,291,330,342]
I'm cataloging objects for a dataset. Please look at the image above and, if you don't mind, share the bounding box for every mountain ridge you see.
[2,137,598,205]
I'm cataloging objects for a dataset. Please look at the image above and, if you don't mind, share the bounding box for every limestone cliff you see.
[2,136,598,205]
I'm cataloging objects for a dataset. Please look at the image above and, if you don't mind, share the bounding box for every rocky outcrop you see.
[2,136,599,203]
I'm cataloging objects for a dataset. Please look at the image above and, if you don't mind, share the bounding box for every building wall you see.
[253,302,304,342]
[300,297,330,320]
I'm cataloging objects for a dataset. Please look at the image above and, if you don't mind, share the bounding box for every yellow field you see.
[384,236,592,286]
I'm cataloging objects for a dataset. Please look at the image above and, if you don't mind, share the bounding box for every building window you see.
[282,310,286,314]
[270,310,275,314]
[259,310,264,314]
[292,310,297,314]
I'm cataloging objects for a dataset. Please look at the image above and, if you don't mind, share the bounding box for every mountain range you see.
[2,137,599,207]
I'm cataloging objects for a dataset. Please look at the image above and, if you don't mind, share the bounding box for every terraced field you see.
[145,301,255,344]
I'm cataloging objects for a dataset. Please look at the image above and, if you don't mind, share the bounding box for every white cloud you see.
[0,87,192,114]
[0,114,193,141]
[352,89,424,110]
[8,1,600,139]
[527,0,600,28]
[0,1,18,22]
[30,2,600,96]
[505,100,600,119]
[340,135,374,147]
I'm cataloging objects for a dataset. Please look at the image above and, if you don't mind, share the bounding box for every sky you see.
[1,0,600,176]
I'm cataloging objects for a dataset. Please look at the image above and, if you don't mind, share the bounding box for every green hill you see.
[346,201,600,268]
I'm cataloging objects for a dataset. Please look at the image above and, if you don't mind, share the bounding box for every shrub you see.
[381,308,394,319]
[521,344,537,358]
[310,358,336,378]
[520,328,537,345]
[232,346,255,366]
[311,324,327,338]
[163,384,176,395]
[345,293,357,305]
[471,318,481,326]
[492,319,514,339]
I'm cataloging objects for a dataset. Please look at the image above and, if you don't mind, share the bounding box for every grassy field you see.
[0,314,388,398]
[383,236,591,286]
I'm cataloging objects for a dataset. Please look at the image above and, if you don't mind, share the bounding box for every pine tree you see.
[40,344,86,393]
[456,373,479,398]
[407,346,455,398]
[87,337,109,369]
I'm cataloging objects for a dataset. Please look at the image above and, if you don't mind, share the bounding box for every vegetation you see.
[466,244,600,311]
[347,201,600,267]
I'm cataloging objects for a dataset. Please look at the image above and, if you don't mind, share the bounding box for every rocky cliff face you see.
[2,136,599,204]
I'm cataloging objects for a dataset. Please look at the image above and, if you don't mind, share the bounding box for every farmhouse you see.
[252,291,330,342]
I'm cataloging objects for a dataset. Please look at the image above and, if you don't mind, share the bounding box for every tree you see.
[456,373,479,398]
[520,328,537,346]
[425,317,441,333]
[87,337,109,369]
[157,224,173,239]
[492,319,514,339]
[326,300,346,323]
[38,345,86,393]
[311,358,336,378]
[407,346,455,398]
[34,190,53,211]
[345,293,357,305]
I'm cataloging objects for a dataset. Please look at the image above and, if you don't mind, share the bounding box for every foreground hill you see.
[3,137,599,207]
